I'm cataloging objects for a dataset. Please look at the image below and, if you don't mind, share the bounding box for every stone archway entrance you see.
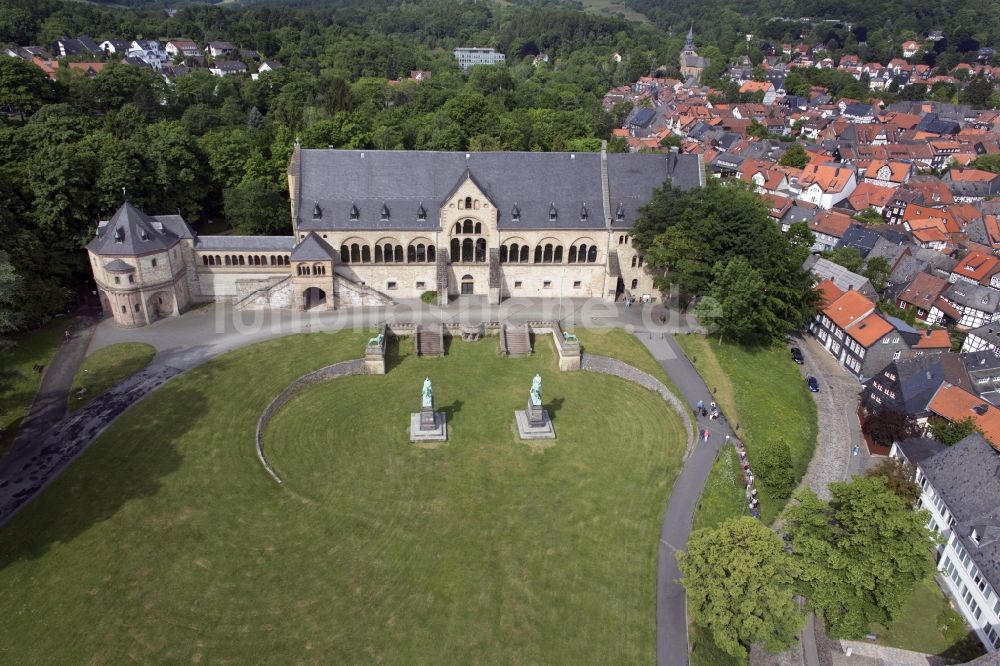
[98,290,112,318]
[303,287,327,310]
[460,275,474,295]
[147,291,175,320]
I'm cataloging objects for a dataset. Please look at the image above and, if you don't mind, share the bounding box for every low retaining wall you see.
[255,359,367,484]
[582,354,695,455]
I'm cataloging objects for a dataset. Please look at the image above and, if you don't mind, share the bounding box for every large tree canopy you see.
[785,476,936,638]
[679,517,804,657]
[633,180,818,343]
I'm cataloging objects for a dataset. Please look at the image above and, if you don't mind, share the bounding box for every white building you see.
[892,434,1000,653]
[453,47,505,71]
[127,40,168,70]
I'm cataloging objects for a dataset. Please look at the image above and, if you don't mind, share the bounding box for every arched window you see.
[314,264,324,275]
[543,244,553,263]
[554,246,563,262]
[463,219,473,234]
[631,278,638,289]
[508,243,519,263]
[341,246,349,262]
[475,238,486,262]
[576,244,587,262]
[284,256,290,266]
[519,245,529,263]
[386,243,396,262]
[454,222,462,235]
[416,244,425,262]
[462,238,474,263]
[350,244,360,263]
[253,256,260,266]
[568,246,577,263]
[587,246,597,263]
[361,246,371,263]
[375,245,384,263]
[499,245,508,263]
[465,196,472,209]
[638,255,644,267]
[619,235,625,244]
[474,222,482,234]
[451,238,460,260]
[224,255,231,265]
[534,246,542,263]
[215,255,221,265]
[238,255,245,265]
[202,256,209,266]
[631,256,638,268]
[408,245,416,263]
[395,246,403,263]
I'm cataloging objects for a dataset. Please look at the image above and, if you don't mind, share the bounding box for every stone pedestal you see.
[410,406,447,443]
[515,398,556,440]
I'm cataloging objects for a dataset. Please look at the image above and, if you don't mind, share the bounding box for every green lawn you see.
[692,446,747,532]
[574,328,686,403]
[872,577,985,660]
[69,343,157,412]
[0,317,72,459]
[675,335,818,524]
[0,329,686,663]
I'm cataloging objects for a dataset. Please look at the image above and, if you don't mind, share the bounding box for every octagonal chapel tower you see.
[87,202,195,327]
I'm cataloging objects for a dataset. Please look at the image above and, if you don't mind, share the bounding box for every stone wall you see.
[333,274,393,307]
[234,277,293,310]
[197,269,290,299]
[255,359,367,484]
[581,354,695,455]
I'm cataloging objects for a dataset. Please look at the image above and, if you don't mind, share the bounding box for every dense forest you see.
[0,0,675,330]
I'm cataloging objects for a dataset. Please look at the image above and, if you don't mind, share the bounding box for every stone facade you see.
[88,147,702,327]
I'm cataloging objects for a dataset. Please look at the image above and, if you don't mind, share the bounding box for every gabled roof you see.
[953,251,1000,283]
[913,328,952,350]
[808,257,876,296]
[809,210,853,238]
[290,232,335,261]
[294,149,701,232]
[87,202,187,257]
[945,282,1000,313]
[816,278,845,307]
[799,163,855,193]
[898,272,949,309]
[823,288,876,330]
[928,385,1000,447]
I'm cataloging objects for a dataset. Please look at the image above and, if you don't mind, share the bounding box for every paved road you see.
[9,316,96,461]
[637,331,739,666]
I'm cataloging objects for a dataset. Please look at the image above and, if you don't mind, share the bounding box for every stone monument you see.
[410,376,447,443]
[515,373,556,439]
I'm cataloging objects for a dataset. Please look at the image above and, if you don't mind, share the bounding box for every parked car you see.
[807,376,819,392]
[791,347,804,364]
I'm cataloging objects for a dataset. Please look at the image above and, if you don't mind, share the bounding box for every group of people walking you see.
[694,399,760,519]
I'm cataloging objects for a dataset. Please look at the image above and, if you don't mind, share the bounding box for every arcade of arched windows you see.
[451,219,483,235]
[201,254,290,267]
[296,263,328,276]
[498,240,599,264]
[339,242,437,264]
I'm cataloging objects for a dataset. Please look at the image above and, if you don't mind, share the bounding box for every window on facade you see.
[514,281,522,288]
[151,258,157,267]
[134,303,140,312]
[416,281,425,289]
[128,275,134,283]
[573,281,581,288]
[893,350,902,360]
[387,282,397,290]
[120,305,126,313]
[114,276,120,284]
[543,281,552,289]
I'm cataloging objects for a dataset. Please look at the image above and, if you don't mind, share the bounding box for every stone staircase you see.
[500,323,532,356]
[435,248,449,305]
[416,323,445,357]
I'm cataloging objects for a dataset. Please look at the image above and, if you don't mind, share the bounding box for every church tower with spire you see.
[679,25,709,84]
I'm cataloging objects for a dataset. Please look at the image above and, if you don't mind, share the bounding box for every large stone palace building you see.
[88,144,703,327]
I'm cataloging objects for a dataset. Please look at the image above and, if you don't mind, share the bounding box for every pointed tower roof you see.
[290,231,335,261]
[685,25,695,50]
[87,201,178,256]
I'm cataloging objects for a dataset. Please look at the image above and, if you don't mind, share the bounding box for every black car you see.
[791,347,804,364]
[807,376,820,392]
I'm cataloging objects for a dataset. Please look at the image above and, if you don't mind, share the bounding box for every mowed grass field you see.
[69,342,157,412]
[676,335,817,524]
[0,329,685,663]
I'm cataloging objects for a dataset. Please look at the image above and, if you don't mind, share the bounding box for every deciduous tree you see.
[679,517,803,658]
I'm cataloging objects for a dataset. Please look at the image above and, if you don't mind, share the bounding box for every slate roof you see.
[920,433,1000,587]
[195,236,295,251]
[806,257,876,297]
[295,149,701,232]
[871,353,972,415]
[102,259,135,273]
[837,224,882,256]
[290,232,335,261]
[945,282,1000,313]
[895,436,947,465]
[87,202,192,257]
